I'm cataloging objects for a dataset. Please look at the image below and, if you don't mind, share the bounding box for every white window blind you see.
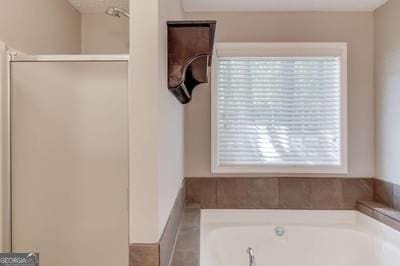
[213,44,347,174]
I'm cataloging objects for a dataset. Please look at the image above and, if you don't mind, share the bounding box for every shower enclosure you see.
[4,53,129,266]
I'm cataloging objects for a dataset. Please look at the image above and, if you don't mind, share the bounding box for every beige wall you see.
[0,42,10,252]
[0,0,80,251]
[81,13,129,54]
[0,0,81,54]
[157,0,184,236]
[129,0,184,243]
[130,0,159,243]
[185,12,375,178]
[374,0,400,185]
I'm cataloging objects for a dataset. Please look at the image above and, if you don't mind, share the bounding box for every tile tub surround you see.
[357,201,400,232]
[167,201,400,266]
[129,178,398,265]
[185,177,374,210]
[130,189,184,266]
[170,206,201,266]
[374,179,400,210]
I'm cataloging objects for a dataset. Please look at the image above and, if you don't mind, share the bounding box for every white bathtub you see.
[200,210,400,266]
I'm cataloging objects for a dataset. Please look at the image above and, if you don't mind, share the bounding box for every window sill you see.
[212,165,349,175]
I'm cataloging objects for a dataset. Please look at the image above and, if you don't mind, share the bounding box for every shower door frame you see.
[11,54,129,62]
[5,53,130,252]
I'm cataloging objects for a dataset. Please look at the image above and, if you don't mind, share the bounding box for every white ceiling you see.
[68,0,129,13]
[183,0,389,12]
[67,0,389,14]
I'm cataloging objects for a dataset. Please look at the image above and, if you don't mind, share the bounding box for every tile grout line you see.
[215,178,218,208]
[278,177,282,209]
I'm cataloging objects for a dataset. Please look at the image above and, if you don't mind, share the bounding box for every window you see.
[211,43,348,174]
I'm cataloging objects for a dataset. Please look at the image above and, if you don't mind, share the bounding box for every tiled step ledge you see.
[170,205,201,266]
[357,200,400,231]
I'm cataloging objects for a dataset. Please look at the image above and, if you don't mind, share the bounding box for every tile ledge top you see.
[357,200,400,222]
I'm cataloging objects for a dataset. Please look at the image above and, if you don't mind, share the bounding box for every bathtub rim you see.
[200,209,400,266]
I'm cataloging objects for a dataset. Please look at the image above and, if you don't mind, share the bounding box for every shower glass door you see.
[10,58,129,266]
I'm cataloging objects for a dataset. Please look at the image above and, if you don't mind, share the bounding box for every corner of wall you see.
[129,0,161,244]
[129,0,185,245]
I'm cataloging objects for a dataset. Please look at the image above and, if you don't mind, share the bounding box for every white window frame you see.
[211,42,348,174]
